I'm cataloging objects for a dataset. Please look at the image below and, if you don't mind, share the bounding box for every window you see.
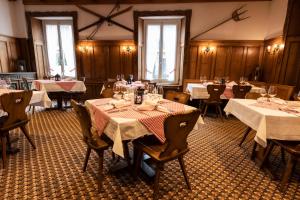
[138,17,186,85]
[44,21,76,77]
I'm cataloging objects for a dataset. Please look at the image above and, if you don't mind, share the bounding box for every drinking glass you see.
[5,78,11,89]
[113,83,120,95]
[116,74,121,81]
[148,84,154,94]
[203,76,207,83]
[120,74,125,81]
[240,77,245,85]
[268,86,277,98]
[129,74,134,83]
[260,86,267,97]
[157,85,164,95]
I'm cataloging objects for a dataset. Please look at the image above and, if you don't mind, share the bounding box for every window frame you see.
[43,20,76,78]
[142,19,182,84]
[134,10,192,86]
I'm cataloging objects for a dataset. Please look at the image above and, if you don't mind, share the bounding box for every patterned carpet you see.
[0,108,300,200]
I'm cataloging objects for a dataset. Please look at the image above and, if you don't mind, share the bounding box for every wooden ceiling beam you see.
[23,0,271,5]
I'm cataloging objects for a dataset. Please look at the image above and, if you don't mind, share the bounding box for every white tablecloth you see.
[224,99,300,147]
[85,99,203,157]
[0,89,51,108]
[30,91,52,108]
[186,83,262,100]
[32,80,86,92]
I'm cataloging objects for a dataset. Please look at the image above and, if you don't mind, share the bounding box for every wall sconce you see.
[267,43,284,54]
[201,46,215,54]
[78,40,93,53]
[122,46,135,53]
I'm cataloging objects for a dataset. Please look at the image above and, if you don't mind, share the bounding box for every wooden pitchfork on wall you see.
[76,3,133,40]
[191,5,250,40]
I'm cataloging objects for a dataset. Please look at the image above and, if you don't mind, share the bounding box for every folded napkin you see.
[227,81,238,87]
[137,100,157,111]
[269,97,287,105]
[63,77,73,81]
[287,101,300,107]
[99,104,114,111]
[134,81,142,84]
[109,99,131,108]
[156,105,170,113]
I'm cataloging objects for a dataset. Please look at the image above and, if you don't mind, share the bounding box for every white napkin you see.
[270,97,287,105]
[109,99,131,108]
[156,105,170,113]
[134,81,142,84]
[227,81,238,87]
[137,100,157,111]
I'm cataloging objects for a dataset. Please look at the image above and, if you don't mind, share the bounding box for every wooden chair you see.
[245,92,262,100]
[232,85,252,99]
[22,77,37,113]
[270,84,295,100]
[71,100,110,191]
[202,84,226,121]
[248,81,267,88]
[133,110,201,199]
[165,91,190,105]
[100,88,114,98]
[260,140,300,191]
[0,91,35,168]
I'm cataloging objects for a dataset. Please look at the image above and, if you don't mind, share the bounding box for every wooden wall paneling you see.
[93,43,108,80]
[244,46,260,78]
[108,45,121,79]
[0,35,20,73]
[213,46,230,79]
[121,51,135,78]
[228,46,244,80]
[187,45,198,79]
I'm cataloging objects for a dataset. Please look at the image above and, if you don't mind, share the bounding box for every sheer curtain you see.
[45,24,61,76]
[60,24,75,77]
[45,21,76,78]
[146,25,160,80]
[163,25,177,82]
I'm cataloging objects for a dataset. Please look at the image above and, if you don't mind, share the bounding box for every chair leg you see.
[32,106,35,114]
[203,104,208,118]
[133,148,143,178]
[217,105,223,122]
[6,135,11,149]
[28,105,32,111]
[239,127,252,146]
[97,150,104,192]
[20,125,36,149]
[280,154,296,191]
[281,147,286,164]
[251,141,258,160]
[260,141,275,169]
[123,141,131,168]
[1,136,7,168]
[83,147,91,172]
[178,156,191,190]
[153,163,163,200]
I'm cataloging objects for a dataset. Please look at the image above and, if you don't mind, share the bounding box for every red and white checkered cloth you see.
[89,99,188,143]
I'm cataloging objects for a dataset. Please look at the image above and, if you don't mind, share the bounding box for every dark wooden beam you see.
[23,0,271,5]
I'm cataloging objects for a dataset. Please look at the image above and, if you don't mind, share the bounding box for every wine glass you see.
[120,74,125,81]
[157,84,164,95]
[129,74,134,83]
[268,86,277,98]
[240,77,245,85]
[113,83,120,95]
[5,78,11,89]
[116,74,121,81]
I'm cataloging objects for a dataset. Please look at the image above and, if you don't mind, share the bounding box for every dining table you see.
[224,98,300,150]
[186,82,262,100]
[32,79,86,109]
[85,97,204,158]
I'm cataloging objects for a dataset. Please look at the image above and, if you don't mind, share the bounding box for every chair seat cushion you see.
[134,135,188,162]
[273,140,300,156]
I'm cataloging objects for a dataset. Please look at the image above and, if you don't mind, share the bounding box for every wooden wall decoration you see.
[0,35,19,73]
[186,40,263,81]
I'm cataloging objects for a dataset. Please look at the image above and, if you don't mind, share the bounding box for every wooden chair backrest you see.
[104,81,115,89]
[0,91,32,127]
[245,92,261,100]
[248,81,266,88]
[160,110,200,158]
[71,100,93,143]
[270,84,295,100]
[100,88,114,98]
[165,91,190,105]
[232,85,252,99]
[207,84,226,102]
[22,77,30,91]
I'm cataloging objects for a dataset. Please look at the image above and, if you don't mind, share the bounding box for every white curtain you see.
[146,25,160,80]
[45,24,60,76]
[163,25,177,82]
